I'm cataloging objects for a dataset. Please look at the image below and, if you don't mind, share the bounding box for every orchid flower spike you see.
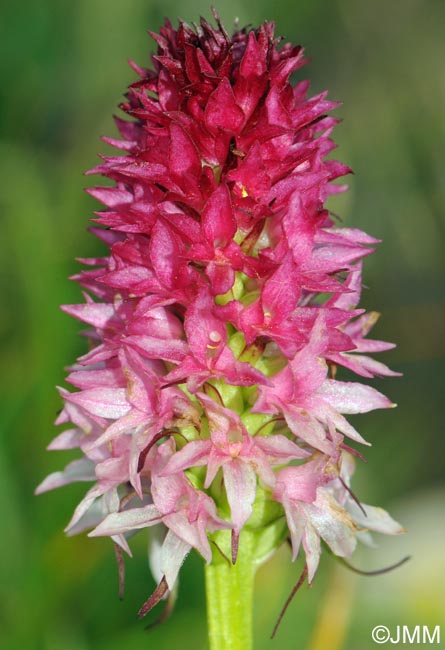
[37,10,403,641]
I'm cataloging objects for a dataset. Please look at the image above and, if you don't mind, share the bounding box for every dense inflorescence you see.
[37,13,402,615]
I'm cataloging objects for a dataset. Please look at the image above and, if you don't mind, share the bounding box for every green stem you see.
[205,531,255,650]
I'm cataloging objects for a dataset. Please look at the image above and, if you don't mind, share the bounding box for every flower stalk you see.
[205,531,256,650]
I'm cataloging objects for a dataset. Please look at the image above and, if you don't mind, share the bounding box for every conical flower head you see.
[37,11,402,620]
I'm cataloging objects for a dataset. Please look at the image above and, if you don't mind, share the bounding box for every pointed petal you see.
[330,353,401,378]
[84,410,150,451]
[125,335,187,362]
[89,504,161,536]
[61,302,118,329]
[284,409,335,455]
[160,529,191,590]
[274,463,321,504]
[64,484,106,534]
[309,402,369,445]
[161,440,212,475]
[348,502,405,535]
[205,79,245,134]
[201,184,236,249]
[255,434,309,463]
[161,510,212,563]
[223,460,257,532]
[307,491,358,558]
[35,459,95,494]
[47,428,83,450]
[302,522,321,583]
[169,122,201,178]
[65,387,130,419]
[317,379,394,413]
[248,448,276,488]
[281,501,304,562]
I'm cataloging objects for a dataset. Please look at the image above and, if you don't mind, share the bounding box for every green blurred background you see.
[1,0,444,648]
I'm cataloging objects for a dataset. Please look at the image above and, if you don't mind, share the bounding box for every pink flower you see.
[326,263,403,378]
[37,11,402,620]
[162,287,267,392]
[253,314,395,455]
[161,392,308,560]
[89,441,231,592]
[273,456,403,583]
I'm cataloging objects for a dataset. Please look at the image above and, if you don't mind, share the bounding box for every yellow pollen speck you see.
[240,185,248,198]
